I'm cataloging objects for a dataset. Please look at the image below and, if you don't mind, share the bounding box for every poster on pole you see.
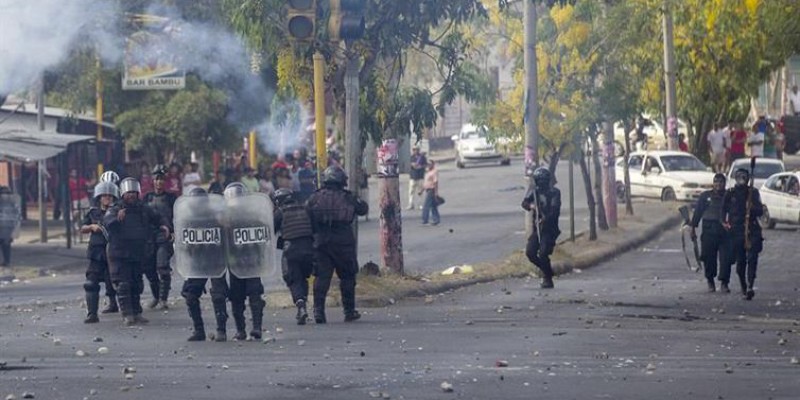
[376,139,399,178]
[122,15,185,90]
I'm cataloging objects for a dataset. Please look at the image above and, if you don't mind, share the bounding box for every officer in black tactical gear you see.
[690,173,731,293]
[522,167,561,289]
[179,187,231,341]
[274,188,314,325]
[0,186,20,267]
[79,181,119,323]
[143,166,177,310]
[306,166,368,323]
[722,168,764,300]
[104,178,170,326]
[223,182,266,340]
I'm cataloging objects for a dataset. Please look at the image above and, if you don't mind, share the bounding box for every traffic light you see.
[329,0,365,42]
[287,0,316,41]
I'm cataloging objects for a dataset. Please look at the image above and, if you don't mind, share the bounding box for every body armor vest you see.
[280,204,313,240]
[308,189,355,226]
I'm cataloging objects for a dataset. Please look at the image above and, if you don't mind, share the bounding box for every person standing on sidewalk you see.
[80,181,119,323]
[407,147,427,211]
[0,186,20,267]
[722,168,764,301]
[522,167,561,289]
[707,123,729,173]
[690,173,731,293]
[729,122,747,162]
[104,178,170,326]
[421,160,440,226]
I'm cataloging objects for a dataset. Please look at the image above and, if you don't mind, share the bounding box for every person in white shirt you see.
[707,123,729,173]
[789,85,800,116]
[182,163,202,194]
[747,130,765,157]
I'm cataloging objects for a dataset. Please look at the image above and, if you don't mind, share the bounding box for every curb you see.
[358,212,682,308]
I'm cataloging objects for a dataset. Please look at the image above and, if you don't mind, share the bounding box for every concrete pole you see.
[663,0,679,151]
[344,51,360,245]
[601,121,617,228]
[524,0,539,237]
[37,76,47,243]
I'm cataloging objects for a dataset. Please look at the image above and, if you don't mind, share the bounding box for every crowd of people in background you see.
[705,117,785,173]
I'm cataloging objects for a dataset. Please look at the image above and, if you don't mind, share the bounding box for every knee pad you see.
[210,291,228,305]
[83,280,101,293]
[246,279,265,297]
[184,293,201,307]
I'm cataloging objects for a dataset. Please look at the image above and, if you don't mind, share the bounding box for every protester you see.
[707,123,729,173]
[182,163,202,194]
[729,122,747,162]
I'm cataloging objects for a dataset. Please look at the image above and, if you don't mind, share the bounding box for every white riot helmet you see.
[119,177,141,196]
[93,181,119,200]
[99,171,120,184]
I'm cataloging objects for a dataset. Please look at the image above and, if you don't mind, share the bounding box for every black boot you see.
[117,284,135,326]
[249,296,264,339]
[214,307,228,342]
[101,296,118,314]
[707,279,716,293]
[540,276,554,289]
[84,291,100,324]
[746,286,755,301]
[231,303,247,340]
[186,299,206,341]
[720,282,730,293]
[147,279,160,309]
[313,302,326,324]
[341,279,360,322]
[344,310,361,322]
[295,299,308,325]
[157,275,171,309]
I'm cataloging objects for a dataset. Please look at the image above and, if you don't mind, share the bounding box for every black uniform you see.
[722,185,764,298]
[81,207,116,321]
[306,185,368,322]
[522,185,562,284]
[275,200,315,323]
[104,200,167,321]
[691,188,732,288]
[0,194,19,267]
[143,191,177,305]
[224,214,266,340]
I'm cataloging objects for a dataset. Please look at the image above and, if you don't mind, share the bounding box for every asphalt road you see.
[2,220,798,399]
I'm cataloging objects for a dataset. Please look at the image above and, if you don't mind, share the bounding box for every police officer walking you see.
[223,183,268,340]
[274,188,314,325]
[522,167,561,289]
[306,166,368,323]
[690,173,731,292]
[722,168,765,300]
[79,181,119,322]
[104,178,170,326]
[176,188,230,341]
[143,166,178,309]
[0,186,21,267]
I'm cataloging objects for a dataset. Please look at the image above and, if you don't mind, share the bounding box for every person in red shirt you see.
[678,134,689,152]
[729,122,747,161]
[165,163,183,197]
[139,164,154,196]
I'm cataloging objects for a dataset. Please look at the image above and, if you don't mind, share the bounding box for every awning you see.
[0,129,94,162]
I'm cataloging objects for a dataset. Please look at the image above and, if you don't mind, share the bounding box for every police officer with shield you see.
[522,167,561,289]
[0,186,21,267]
[690,173,731,293]
[79,181,119,322]
[274,188,314,325]
[722,167,765,300]
[176,187,230,341]
[143,166,178,309]
[223,182,271,340]
[306,166,368,323]
[104,178,170,326]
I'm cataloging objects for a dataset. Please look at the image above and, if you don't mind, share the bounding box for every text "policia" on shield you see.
[181,228,222,245]
[233,226,268,246]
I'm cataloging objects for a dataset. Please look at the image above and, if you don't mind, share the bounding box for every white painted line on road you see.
[641,248,682,253]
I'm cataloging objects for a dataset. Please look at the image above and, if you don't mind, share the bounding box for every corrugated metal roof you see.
[0,129,94,162]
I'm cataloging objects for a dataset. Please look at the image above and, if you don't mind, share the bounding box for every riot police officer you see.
[274,188,314,325]
[143,166,178,309]
[522,167,561,289]
[223,183,268,340]
[722,168,765,300]
[306,166,368,323]
[176,187,230,341]
[0,186,20,267]
[80,181,119,322]
[691,173,731,293]
[104,178,170,326]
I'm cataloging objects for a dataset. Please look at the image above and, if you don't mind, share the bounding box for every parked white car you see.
[759,172,800,229]
[615,151,715,202]
[451,124,510,169]
[725,158,785,189]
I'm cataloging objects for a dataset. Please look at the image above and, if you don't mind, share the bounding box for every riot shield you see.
[173,194,227,278]
[224,192,278,279]
[0,194,21,240]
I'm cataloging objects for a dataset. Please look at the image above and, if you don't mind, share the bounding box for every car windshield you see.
[751,163,784,179]
[463,129,488,140]
[660,155,706,172]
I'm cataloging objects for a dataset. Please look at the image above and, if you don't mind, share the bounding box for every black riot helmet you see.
[274,188,295,207]
[152,164,168,178]
[322,166,348,187]
[734,168,750,187]
[223,182,248,199]
[532,167,552,189]
[189,187,208,197]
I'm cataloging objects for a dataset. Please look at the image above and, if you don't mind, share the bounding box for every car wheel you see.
[615,181,626,203]
[660,187,676,202]
[761,207,776,229]
[455,155,465,169]
[500,158,511,166]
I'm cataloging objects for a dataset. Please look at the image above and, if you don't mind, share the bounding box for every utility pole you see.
[601,121,617,228]
[96,56,104,178]
[662,0,678,151]
[344,49,360,245]
[37,74,47,244]
[523,0,539,237]
[313,52,327,186]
